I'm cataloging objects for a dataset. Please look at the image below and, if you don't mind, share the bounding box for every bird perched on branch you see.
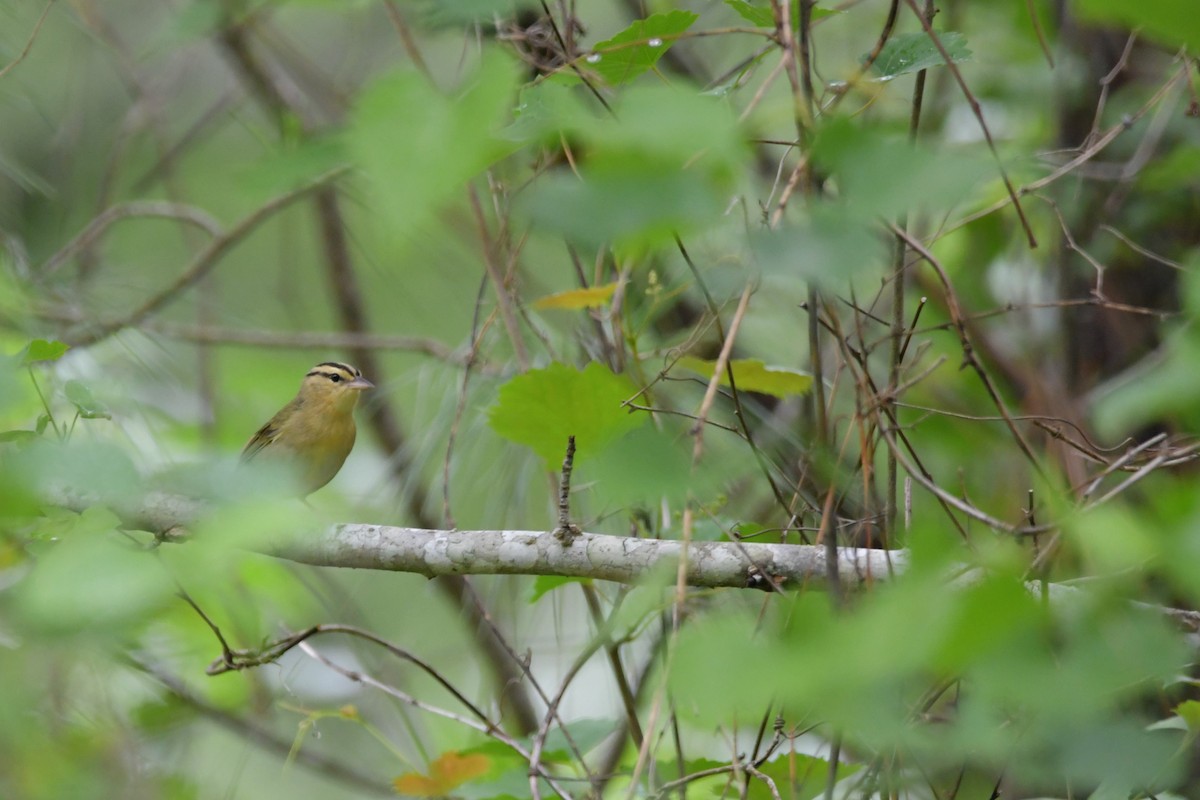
[241,361,373,496]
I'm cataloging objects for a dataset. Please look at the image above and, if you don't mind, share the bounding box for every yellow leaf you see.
[393,751,491,796]
[532,282,618,310]
[1177,699,1200,731]
[430,751,490,787]
[676,357,813,399]
[393,774,441,797]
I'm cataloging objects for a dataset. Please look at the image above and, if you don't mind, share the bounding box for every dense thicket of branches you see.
[2,1,1199,798]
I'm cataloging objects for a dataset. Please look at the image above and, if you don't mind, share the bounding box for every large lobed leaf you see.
[489,361,646,466]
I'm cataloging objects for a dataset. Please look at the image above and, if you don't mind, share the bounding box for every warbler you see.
[241,361,374,496]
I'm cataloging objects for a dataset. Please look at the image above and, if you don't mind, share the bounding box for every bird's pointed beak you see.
[347,375,374,390]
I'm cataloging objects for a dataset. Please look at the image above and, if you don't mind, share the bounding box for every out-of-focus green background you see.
[3,0,1200,797]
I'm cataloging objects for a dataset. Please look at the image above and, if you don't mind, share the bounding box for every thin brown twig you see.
[40,201,224,277]
[890,223,1043,471]
[876,421,1040,536]
[534,0,614,115]
[1036,194,1110,297]
[831,338,974,544]
[885,0,933,538]
[442,274,493,527]
[1081,433,1168,501]
[1086,33,1138,146]
[1098,224,1185,270]
[469,185,530,369]
[382,0,432,78]
[295,641,575,800]
[73,3,226,446]
[901,0,1036,248]
[526,610,619,798]
[204,623,494,725]
[945,63,1187,236]
[0,0,55,81]
[673,235,793,516]
[131,92,242,194]
[819,0,901,117]
[624,401,740,433]
[1022,0,1054,68]
[129,656,394,796]
[581,586,644,747]
[691,284,753,461]
[42,312,470,362]
[62,167,347,347]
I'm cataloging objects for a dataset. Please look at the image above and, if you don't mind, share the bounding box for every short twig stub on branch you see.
[552,435,582,544]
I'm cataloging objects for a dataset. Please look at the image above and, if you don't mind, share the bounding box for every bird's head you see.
[298,361,374,413]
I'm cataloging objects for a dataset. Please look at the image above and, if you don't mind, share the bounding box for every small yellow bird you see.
[241,361,374,496]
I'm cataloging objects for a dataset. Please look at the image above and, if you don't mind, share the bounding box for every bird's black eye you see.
[329,374,342,383]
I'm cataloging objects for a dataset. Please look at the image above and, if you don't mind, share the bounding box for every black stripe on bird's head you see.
[302,362,374,394]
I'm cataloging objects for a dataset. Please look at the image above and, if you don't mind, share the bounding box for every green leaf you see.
[21,339,69,365]
[931,575,1042,673]
[1093,313,1200,439]
[523,159,725,251]
[504,82,591,144]
[1139,144,1200,191]
[0,429,37,444]
[1060,722,1183,792]
[349,49,522,247]
[536,718,617,760]
[868,31,971,79]
[1166,699,1200,747]
[23,439,141,500]
[529,575,584,603]
[745,754,858,800]
[1075,0,1200,52]
[573,11,698,85]
[64,380,111,420]
[0,443,39,516]
[609,574,675,637]
[752,204,888,289]
[237,135,347,197]
[726,0,837,28]
[519,84,746,250]
[165,0,224,41]
[16,522,176,633]
[812,117,992,218]
[1176,700,1200,732]
[675,356,813,398]
[583,424,722,508]
[670,609,785,723]
[488,362,646,466]
[726,0,773,26]
[1065,505,1160,576]
[590,84,747,170]
[413,0,537,27]
[451,766,554,800]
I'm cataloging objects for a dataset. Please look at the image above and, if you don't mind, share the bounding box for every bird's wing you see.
[241,400,298,462]
[240,421,279,462]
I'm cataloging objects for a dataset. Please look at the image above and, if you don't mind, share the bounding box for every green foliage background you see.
[2,0,1200,798]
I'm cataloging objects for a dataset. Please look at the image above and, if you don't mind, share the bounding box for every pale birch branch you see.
[272,525,908,590]
[56,488,906,589]
[48,489,1200,632]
